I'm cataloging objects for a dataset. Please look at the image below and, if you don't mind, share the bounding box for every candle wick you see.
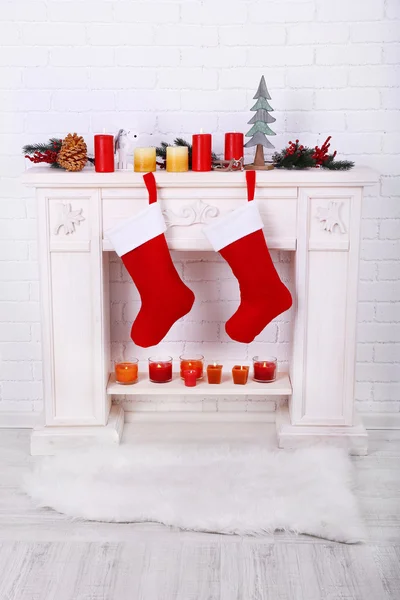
[102,127,106,134]
[200,128,203,134]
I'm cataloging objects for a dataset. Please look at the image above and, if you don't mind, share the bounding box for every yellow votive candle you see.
[166,146,189,172]
[134,147,156,172]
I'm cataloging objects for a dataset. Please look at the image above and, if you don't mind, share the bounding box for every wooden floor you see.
[0,424,399,600]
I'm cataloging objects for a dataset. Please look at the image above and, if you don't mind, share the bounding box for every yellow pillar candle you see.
[166,146,189,172]
[134,147,156,172]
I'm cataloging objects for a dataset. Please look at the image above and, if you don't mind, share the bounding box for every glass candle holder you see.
[148,356,173,383]
[253,356,277,383]
[134,147,156,172]
[183,369,197,387]
[207,362,223,384]
[232,365,249,385]
[166,146,189,172]
[179,354,204,380]
[115,360,138,385]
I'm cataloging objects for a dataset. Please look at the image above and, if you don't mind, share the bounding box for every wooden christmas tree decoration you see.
[245,76,276,170]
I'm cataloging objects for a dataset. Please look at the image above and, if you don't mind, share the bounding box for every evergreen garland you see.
[156,137,218,169]
[273,137,354,170]
[23,138,63,168]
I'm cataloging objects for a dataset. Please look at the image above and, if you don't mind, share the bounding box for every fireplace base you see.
[31,405,125,456]
[276,404,368,456]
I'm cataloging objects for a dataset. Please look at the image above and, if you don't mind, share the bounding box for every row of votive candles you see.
[115,355,277,387]
[94,132,244,173]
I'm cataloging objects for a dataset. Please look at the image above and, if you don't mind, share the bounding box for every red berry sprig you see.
[285,139,305,157]
[25,149,59,164]
[312,136,336,166]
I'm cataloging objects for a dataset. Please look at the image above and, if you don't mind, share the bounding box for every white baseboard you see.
[0,412,43,429]
[124,411,276,423]
[124,410,400,429]
[2,410,399,430]
[359,412,400,430]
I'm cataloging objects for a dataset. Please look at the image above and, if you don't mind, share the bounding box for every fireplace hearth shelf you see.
[107,372,292,396]
[24,167,378,456]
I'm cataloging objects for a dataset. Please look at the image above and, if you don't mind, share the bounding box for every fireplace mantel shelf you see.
[107,372,292,396]
[25,166,377,456]
[24,166,377,188]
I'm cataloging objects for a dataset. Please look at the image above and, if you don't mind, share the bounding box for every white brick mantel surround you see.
[24,166,377,455]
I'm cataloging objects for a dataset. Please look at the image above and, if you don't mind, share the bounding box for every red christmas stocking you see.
[203,171,292,343]
[106,172,194,347]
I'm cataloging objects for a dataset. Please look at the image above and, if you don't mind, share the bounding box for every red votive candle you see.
[148,356,173,383]
[192,132,212,171]
[183,369,197,387]
[224,132,244,162]
[94,134,114,173]
[253,356,277,383]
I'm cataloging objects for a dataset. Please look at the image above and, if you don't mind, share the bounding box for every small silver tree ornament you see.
[245,76,276,170]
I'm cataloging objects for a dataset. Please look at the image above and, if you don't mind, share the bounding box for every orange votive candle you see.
[179,354,204,380]
[232,365,249,385]
[207,362,223,384]
[115,361,138,384]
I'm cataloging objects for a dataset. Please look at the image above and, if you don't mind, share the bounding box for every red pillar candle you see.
[224,132,244,161]
[253,356,277,383]
[94,134,114,173]
[192,132,212,171]
[183,369,197,387]
[148,356,173,383]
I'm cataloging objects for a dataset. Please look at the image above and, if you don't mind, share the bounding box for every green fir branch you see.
[23,138,62,155]
[322,159,354,170]
[272,147,315,170]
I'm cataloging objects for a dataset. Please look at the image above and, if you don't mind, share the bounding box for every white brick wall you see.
[1,0,399,418]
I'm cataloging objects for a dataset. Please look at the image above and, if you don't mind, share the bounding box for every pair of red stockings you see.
[106,172,291,348]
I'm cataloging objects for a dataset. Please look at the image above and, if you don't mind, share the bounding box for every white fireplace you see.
[24,167,377,455]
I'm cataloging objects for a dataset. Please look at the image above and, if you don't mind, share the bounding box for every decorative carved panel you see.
[316,201,346,234]
[54,203,85,236]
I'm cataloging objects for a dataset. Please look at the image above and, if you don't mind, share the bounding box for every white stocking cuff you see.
[203,201,264,252]
[105,203,167,257]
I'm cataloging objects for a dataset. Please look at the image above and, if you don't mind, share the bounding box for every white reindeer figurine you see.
[114,129,138,170]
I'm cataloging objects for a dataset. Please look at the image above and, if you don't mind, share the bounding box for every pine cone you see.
[57,133,87,172]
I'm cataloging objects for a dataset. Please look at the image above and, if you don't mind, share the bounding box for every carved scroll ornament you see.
[162,198,220,227]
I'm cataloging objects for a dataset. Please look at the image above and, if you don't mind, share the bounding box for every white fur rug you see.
[24,444,364,543]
